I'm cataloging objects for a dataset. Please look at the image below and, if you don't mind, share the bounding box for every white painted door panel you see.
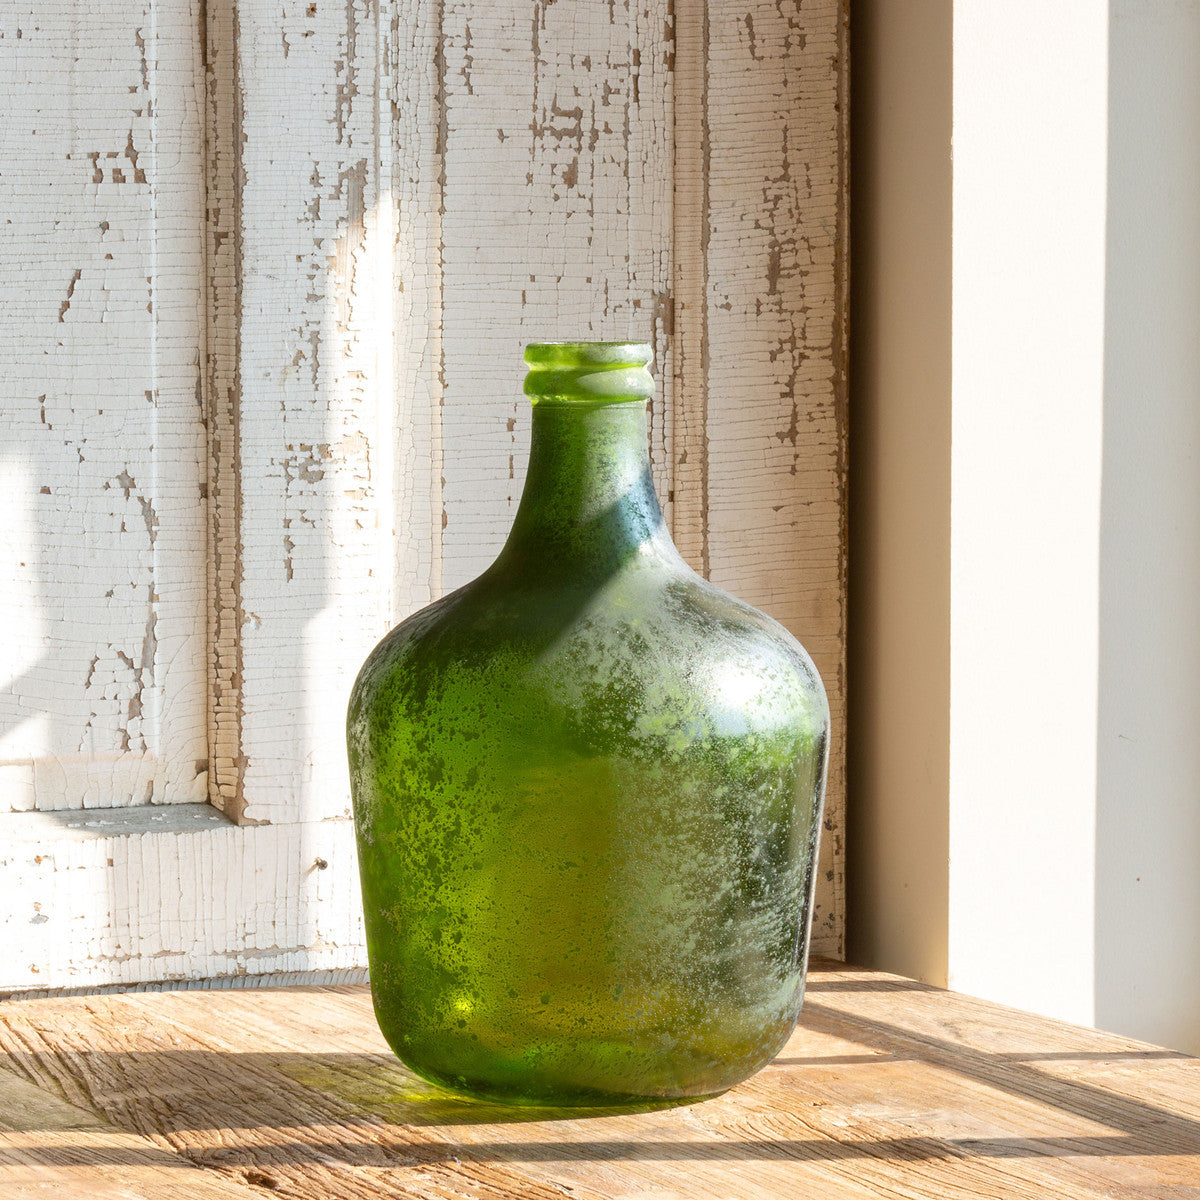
[0,1,209,812]
[0,0,846,991]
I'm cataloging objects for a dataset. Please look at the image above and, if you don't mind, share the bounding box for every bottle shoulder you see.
[350,552,827,729]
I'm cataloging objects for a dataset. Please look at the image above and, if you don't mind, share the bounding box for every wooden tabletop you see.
[1,960,1197,1199]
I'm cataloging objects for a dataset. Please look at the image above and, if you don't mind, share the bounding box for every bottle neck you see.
[495,401,670,581]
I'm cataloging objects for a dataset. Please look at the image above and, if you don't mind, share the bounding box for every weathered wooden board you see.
[437,0,675,591]
[2,962,1198,1199]
[0,1,209,811]
[0,809,363,992]
[0,1060,257,1199]
[206,0,388,826]
[670,0,848,952]
[1,0,846,983]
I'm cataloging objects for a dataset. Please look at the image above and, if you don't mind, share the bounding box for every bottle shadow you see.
[275,1050,698,1127]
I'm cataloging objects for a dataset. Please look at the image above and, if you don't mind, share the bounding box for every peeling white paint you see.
[0,810,363,991]
[703,0,848,952]
[0,1,209,812]
[0,0,846,984]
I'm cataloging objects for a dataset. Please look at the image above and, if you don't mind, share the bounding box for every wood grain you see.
[437,0,675,593]
[0,814,364,992]
[0,1061,257,1198]
[217,0,387,827]
[2,962,1197,1199]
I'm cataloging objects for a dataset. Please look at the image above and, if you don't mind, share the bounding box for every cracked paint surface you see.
[0,1,209,812]
[1,0,846,983]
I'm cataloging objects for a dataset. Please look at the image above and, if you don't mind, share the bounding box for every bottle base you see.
[399,1053,731,1110]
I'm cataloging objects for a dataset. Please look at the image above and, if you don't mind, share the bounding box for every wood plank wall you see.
[0,0,846,986]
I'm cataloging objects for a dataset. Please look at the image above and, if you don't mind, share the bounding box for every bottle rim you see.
[523,342,655,404]
[524,341,653,369]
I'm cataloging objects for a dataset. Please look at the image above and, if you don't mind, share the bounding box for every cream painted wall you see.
[850,0,1200,1053]
[1095,0,1200,1053]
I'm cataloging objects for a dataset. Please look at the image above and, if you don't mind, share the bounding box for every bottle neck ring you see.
[523,341,654,406]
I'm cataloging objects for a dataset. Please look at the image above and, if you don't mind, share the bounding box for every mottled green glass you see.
[347,342,829,1105]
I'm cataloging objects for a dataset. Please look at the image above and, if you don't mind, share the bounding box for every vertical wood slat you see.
[385,0,446,618]
[0,1,210,812]
[670,0,710,575]
[674,0,848,954]
[216,0,391,824]
[437,0,674,592]
[203,0,244,818]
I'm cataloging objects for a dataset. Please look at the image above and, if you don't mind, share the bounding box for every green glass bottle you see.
[347,341,828,1104]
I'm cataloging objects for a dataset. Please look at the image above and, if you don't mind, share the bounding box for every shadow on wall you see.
[1096,0,1200,1053]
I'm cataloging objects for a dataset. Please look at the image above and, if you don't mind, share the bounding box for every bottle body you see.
[348,343,829,1103]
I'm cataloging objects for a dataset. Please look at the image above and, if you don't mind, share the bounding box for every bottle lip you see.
[523,341,655,404]
[524,341,653,369]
